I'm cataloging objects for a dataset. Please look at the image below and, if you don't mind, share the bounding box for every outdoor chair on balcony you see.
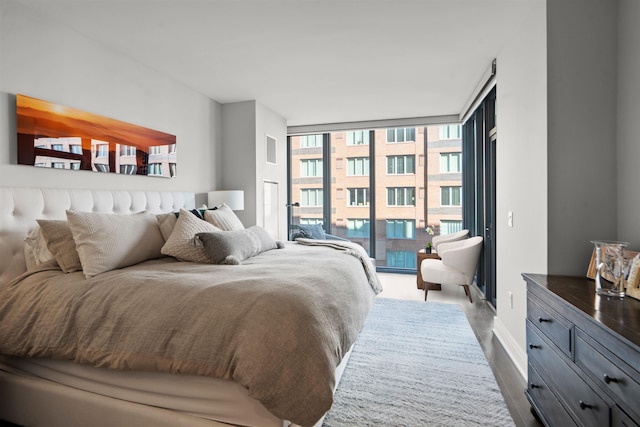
[420,236,483,303]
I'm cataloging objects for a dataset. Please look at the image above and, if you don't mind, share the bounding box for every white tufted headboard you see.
[0,187,196,287]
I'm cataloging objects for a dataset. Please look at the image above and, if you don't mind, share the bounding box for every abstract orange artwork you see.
[17,94,177,178]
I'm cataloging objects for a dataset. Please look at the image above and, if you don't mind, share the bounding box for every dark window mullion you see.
[323,133,331,233]
[369,130,376,261]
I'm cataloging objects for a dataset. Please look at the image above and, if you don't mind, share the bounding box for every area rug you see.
[322,298,514,426]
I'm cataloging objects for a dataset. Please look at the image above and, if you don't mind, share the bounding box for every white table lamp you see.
[207,190,245,211]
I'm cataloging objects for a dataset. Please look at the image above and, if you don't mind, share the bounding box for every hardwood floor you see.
[377,272,542,427]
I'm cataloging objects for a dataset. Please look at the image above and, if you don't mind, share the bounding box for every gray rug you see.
[323,298,514,427]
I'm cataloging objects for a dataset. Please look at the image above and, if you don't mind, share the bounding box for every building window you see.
[441,186,462,206]
[386,250,417,269]
[149,146,162,155]
[94,163,109,173]
[120,145,136,156]
[440,152,461,173]
[300,218,324,225]
[120,164,137,175]
[169,144,177,153]
[347,157,369,176]
[440,220,463,235]
[300,134,323,148]
[301,188,323,206]
[70,162,81,170]
[440,124,462,140]
[387,187,415,206]
[96,144,109,158]
[347,219,370,238]
[148,163,163,176]
[70,144,83,154]
[386,219,416,239]
[301,159,323,177]
[347,188,370,206]
[51,144,64,152]
[51,162,65,169]
[386,127,416,143]
[387,155,415,175]
[169,163,177,177]
[346,130,369,145]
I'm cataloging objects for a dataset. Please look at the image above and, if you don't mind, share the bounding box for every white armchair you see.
[431,229,469,252]
[420,236,483,302]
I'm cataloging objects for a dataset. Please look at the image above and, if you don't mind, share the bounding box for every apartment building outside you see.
[289,124,462,271]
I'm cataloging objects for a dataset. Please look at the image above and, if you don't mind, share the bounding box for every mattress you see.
[0,351,352,427]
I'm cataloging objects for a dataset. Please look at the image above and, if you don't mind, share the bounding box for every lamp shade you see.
[208,190,245,211]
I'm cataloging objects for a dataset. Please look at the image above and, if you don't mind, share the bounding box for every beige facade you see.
[290,125,462,269]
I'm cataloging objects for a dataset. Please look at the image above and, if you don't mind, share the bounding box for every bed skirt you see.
[0,349,353,427]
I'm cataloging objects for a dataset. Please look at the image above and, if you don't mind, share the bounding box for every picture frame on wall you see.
[16,94,177,178]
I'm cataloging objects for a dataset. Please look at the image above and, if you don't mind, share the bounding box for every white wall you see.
[617,0,640,248]
[221,101,288,239]
[495,0,634,379]
[546,0,619,273]
[0,1,222,195]
[492,0,547,378]
[221,101,258,227]
[255,102,288,241]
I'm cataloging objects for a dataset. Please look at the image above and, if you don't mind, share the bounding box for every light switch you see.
[508,211,513,227]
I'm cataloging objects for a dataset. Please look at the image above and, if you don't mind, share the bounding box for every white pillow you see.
[24,226,56,270]
[156,212,178,241]
[37,219,83,273]
[161,208,221,263]
[66,210,165,278]
[204,203,244,231]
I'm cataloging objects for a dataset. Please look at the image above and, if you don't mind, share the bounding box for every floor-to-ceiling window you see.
[288,123,462,273]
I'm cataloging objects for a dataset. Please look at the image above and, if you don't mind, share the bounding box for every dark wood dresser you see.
[523,273,640,427]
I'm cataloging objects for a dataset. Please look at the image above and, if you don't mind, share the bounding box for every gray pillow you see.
[298,224,326,240]
[196,225,282,265]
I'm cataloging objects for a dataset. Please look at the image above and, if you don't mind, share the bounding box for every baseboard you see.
[492,316,527,381]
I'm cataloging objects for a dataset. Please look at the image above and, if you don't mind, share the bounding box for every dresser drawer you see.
[575,329,640,420]
[527,364,578,427]
[613,406,639,427]
[528,295,573,357]
[528,323,610,427]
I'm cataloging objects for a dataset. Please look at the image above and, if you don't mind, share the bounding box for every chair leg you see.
[462,285,473,303]
[424,285,428,301]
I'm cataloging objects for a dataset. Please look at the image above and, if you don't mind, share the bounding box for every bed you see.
[0,187,380,427]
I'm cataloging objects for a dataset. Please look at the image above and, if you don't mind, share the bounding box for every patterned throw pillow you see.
[161,208,221,263]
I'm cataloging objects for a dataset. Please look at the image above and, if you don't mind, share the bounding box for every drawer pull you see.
[603,374,619,384]
[579,400,593,410]
[529,344,541,349]
[530,384,541,389]
[537,317,551,323]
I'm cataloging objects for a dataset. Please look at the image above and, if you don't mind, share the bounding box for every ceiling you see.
[13,0,537,127]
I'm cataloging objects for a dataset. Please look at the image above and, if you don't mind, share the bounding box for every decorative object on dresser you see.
[589,241,629,298]
[523,273,640,427]
[626,253,640,301]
